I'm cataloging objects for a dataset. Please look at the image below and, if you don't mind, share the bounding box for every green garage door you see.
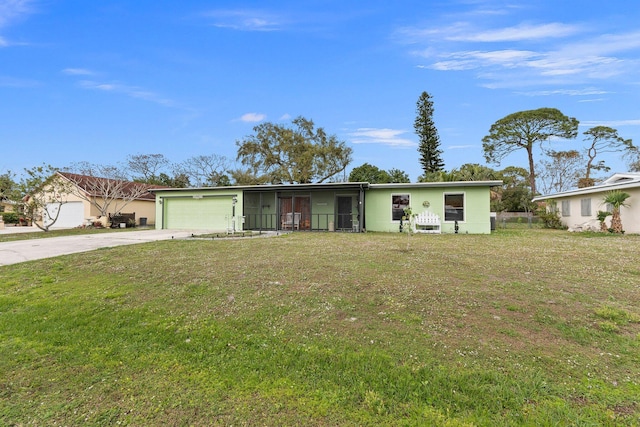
[164,197,233,230]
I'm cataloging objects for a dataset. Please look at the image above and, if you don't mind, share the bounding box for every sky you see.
[2,0,640,183]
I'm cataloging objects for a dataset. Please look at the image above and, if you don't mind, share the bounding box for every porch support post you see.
[358,185,365,232]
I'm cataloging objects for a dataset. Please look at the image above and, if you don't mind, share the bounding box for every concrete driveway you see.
[0,229,205,266]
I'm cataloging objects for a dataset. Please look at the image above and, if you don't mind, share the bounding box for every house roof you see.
[150,180,503,194]
[532,172,640,202]
[151,182,371,193]
[58,172,169,201]
[370,180,503,189]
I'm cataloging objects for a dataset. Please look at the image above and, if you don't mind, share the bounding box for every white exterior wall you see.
[555,187,640,233]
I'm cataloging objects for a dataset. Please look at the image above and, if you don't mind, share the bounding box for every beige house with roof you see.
[31,172,164,229]
[533,173,640,233]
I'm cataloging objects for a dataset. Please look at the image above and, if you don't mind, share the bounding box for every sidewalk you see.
[0,224,43,234]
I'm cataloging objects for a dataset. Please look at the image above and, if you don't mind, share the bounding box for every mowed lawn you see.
[1,230,639,426]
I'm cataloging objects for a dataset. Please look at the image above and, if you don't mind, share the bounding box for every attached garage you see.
[44,201,84,229]
[162,194,239,231]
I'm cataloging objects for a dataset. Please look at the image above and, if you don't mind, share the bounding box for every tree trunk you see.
[527,148,537,195]
[610,208,623,233]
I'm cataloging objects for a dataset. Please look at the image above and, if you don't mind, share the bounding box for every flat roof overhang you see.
[151,182,370,194]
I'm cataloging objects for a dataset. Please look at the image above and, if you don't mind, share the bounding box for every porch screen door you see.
[337,196,353,230]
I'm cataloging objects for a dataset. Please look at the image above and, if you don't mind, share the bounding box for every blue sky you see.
[2,0,640,182]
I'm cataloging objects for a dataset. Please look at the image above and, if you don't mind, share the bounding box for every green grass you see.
[1,229,639,425]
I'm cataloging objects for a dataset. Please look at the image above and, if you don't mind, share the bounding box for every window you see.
[561,200,571,216]
[391,194,410,221]
[444,193,464,222]
[580,198,591,216]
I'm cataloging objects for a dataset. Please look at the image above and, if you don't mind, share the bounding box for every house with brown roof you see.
[34,172,167,229]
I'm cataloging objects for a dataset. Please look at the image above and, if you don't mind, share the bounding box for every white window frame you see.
[561,200,571,217]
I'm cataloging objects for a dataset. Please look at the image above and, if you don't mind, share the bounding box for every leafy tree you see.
[230,169,270,186]
[454,163,500,181]
[418,170,459,182]
[414,91,445,175]
[155,172,190,188]
[582,126,634,185]
[1,171,16,200]
[236,116,352,184]
[482,108,579,195]
[349,163,391,183]
[497,166,534,212]
[387,168,410,183]
[348,164,410,183]
[15,164,74,231]
[537,150,584,194]
[419,164,499,183]
[603,190,630,233]
[500,166,530,188]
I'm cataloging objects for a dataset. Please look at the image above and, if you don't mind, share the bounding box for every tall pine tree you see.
[414,91,444,175]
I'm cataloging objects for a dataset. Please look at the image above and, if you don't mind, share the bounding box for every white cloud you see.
[448,23,581,42]
[0,0,33,27]
[78,80,176,107]
[203,9,283,31]
[403,13,640,89]
[398,22,580,45]
[0,0,35,47]
[348,128,416,147]
[515,88,610,97]
[279,113,292,121]
[239,112,266,122]
[62,68,94,76]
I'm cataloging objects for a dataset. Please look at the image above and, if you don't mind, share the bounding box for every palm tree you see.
[602,191,631,233]
[596,210,611,232]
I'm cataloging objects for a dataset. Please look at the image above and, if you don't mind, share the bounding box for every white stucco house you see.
[533,173,640,233]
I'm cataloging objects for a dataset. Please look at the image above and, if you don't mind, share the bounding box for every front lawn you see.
[1,230,639,425]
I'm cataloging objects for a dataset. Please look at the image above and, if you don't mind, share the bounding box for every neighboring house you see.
[152,180,502,234]
[34,172,165,229]
[1,197,15,213]
[532,172,640,233]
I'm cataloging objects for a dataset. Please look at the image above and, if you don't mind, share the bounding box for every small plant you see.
[595,305,639,325]
[363,390,387,415]
[596,210,611,232]
[599,321,620,333]
[402,206,415,250]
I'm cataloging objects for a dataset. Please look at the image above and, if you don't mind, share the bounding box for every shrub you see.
[0,212,19,223]
[537,209,565,229]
